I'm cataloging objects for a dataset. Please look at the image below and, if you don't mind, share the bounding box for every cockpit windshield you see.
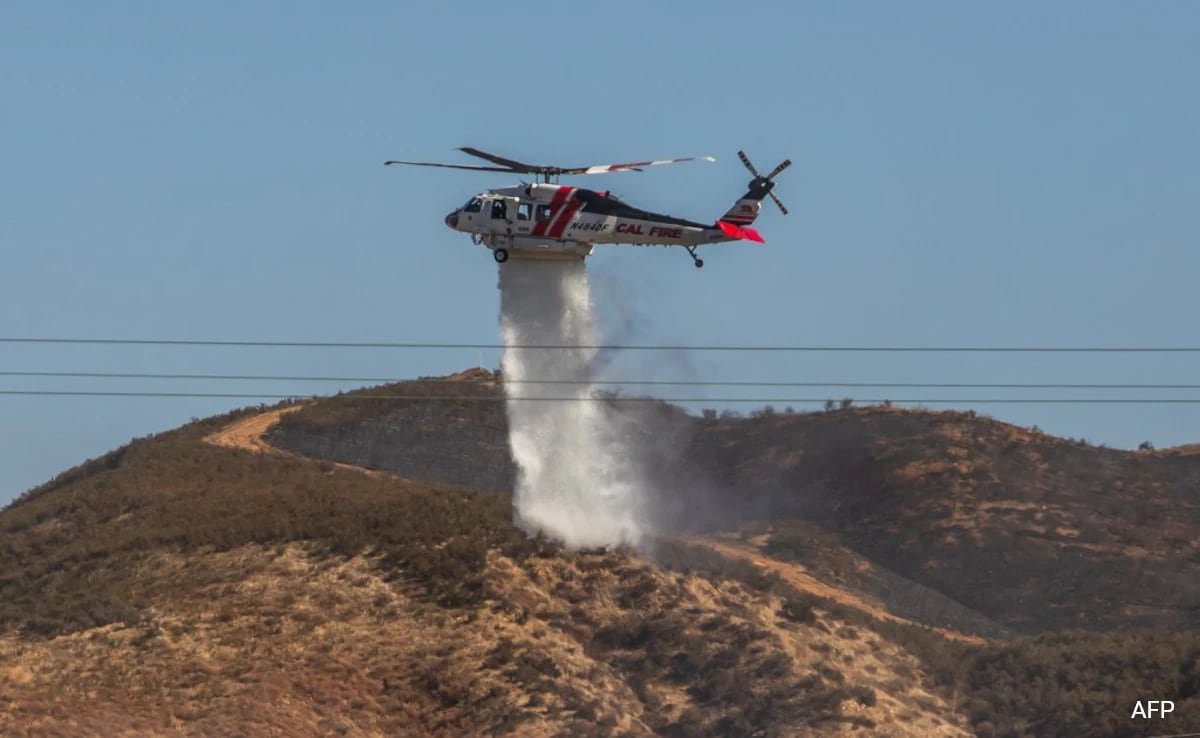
[462,197,483,213]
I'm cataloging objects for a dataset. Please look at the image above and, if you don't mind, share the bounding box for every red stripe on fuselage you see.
[532,186,573,237]
[547,188,583,238]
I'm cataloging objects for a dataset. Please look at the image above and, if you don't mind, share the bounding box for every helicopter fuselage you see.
[444,183,739,261]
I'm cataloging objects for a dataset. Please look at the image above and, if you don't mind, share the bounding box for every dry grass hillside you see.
[0,401,968,737]
[269,375,1200,632]
[4,374,1200,737]
[688,406,1200,632]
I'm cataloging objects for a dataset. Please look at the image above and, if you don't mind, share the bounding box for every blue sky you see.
[3,2,1199,504]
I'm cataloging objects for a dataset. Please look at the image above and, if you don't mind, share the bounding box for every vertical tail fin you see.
[721,196,763,225]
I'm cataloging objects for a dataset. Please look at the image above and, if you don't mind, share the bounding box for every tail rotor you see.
[737,150,791,215]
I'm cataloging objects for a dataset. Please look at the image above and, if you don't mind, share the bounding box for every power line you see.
[3,390,1200,404]
[2,370,1200,390]
[5,337,1200,352]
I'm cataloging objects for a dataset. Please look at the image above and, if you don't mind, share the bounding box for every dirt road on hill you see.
[203,405,387,478]
[203,406,303,455]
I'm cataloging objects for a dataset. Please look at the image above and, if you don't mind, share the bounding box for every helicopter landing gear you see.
[493,248,509,264]
[685,246,704,268]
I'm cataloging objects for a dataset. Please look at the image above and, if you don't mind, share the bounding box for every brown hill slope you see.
[689,407,1200,632]
[6,376,1200,737]
[0,403,971,737]
[267,378,1200,633]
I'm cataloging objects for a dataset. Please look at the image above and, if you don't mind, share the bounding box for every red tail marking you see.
[532,186,573,237]
[740,226,765,243]
[547,188,584,238]
[716,220,765,243]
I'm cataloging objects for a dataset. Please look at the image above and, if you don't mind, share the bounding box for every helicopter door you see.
[487,197,521,234]
[512,201,534,234]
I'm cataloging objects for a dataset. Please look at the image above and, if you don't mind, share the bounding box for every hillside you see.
[690,407,1200,633]
[269,373,1200,633]
[0,401,969,737]
[2,372,1200,737]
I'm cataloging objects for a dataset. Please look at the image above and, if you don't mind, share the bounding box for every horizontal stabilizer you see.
[716,220,765,243]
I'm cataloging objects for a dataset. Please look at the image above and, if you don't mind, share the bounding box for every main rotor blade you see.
[562,155,716,176]
[456,147,539,172]
[384,160,517,173]
[765,159,792,180]
[737,150,760,177]
[769,191,789,215]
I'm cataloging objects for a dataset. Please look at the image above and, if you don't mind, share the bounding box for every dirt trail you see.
[682,535,985,645]
[203,406,303,455]
[203,368,495,460]
[203,406,387,478]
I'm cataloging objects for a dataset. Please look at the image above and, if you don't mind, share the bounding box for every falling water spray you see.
[498,258,648,549]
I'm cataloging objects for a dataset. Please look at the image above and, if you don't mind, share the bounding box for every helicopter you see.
[384,147,790,268]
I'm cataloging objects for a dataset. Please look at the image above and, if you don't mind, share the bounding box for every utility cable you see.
[3,390,1200,404]
[1,371,1199,390]
[5,337,1200,352]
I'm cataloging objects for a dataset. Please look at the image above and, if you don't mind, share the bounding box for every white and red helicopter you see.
[384,147,790,268]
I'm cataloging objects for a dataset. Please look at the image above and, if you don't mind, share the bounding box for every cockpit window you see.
[462,197,483,213]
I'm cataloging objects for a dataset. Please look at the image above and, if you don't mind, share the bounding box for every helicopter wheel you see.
[493,248,509,264]
[693,258,704,268]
